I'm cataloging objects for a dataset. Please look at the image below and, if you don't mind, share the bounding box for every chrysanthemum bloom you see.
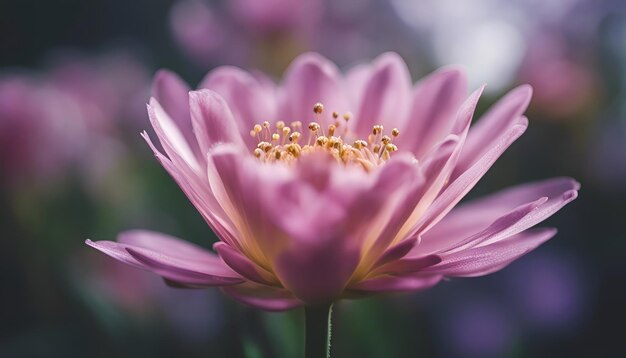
[87,52,579,311]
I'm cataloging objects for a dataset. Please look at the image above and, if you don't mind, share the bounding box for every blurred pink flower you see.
[0,51,150,191]
[0,75,83,187]
[169,0,248,67]
[229,0,322,34]
[168,0,412,70]
[169,0,320,68]
[519,36,597,119]
[88,53,579,310]
[47,51,151,132]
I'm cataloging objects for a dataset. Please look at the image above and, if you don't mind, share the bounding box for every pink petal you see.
[353,52,412,136]
[433,197,550,255]
[360,138,457,270]
[271,154,422,303]
[145,109,238,246]
[189,89,245,155]
[208,145,426,303]
[424,228,557,277]
[142,132,240,249]
[214,242,278,285]
[279,53,348,129]
[419,177,580,255]
[372,237,418,268]
[414,116,529,235]
[85,239,144,269]
[152,69,195,150]
[349,274,442,293]
[199,66,276,148]
[118,230,222,260]
[222,283,304,311]
[449,85,486,138]
[454,85,533,178]
[400,67,468,159]
[85,231,244,287]
[147,98,202,173]
[273,241,361,303]
[345,62,371,107]
[206,144,292,261]
[126,246,242,286]
[369,255,441,276]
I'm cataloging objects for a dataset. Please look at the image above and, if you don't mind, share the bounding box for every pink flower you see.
[519,35,597,120]
[0,51,150,191]
[87,53,579,311]
[229,0,322,34]
[0,75,82,187]
[169,0,322,68]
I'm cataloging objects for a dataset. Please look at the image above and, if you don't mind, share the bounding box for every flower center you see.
[249,102,399,171]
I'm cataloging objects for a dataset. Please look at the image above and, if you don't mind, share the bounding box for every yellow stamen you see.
[313,102,324,114]
[308,122,320,132]
[248,103,400,169]
[328,124,336,137]
[288,132,301,143]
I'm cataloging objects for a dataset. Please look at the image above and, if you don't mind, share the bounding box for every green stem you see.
[304,303,334,358]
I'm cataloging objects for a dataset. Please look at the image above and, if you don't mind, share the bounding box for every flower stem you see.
[304,303,333,358]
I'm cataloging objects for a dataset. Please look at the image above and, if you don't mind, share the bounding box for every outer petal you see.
[189,89,245,155]
[214,242,278,285]
[152,69,196,152]
[147,98,202,173]
[353,52,412,136]
[85,239,144,269]
[371,237,418,268]
[384,86,485,250]
[440,197,550,253]
[126,247,242,286]
[413,116,529,235]
[222,283,304,311]
[400,67,468,159]
[349,274,442,293]
[417,177,580,255]
[118,230,223,260]
[454,85,533,178]
[142,130,240,249]
[369,255,441,277]
[424,228,557,277]
[357,137,457,275]
[85,230,243,287]
[279,53,348,129]
[199,66,276,148]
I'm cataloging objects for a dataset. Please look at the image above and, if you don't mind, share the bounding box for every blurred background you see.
[1,0,625,357]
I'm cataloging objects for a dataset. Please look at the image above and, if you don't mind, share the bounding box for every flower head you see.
[87,53,579,310]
